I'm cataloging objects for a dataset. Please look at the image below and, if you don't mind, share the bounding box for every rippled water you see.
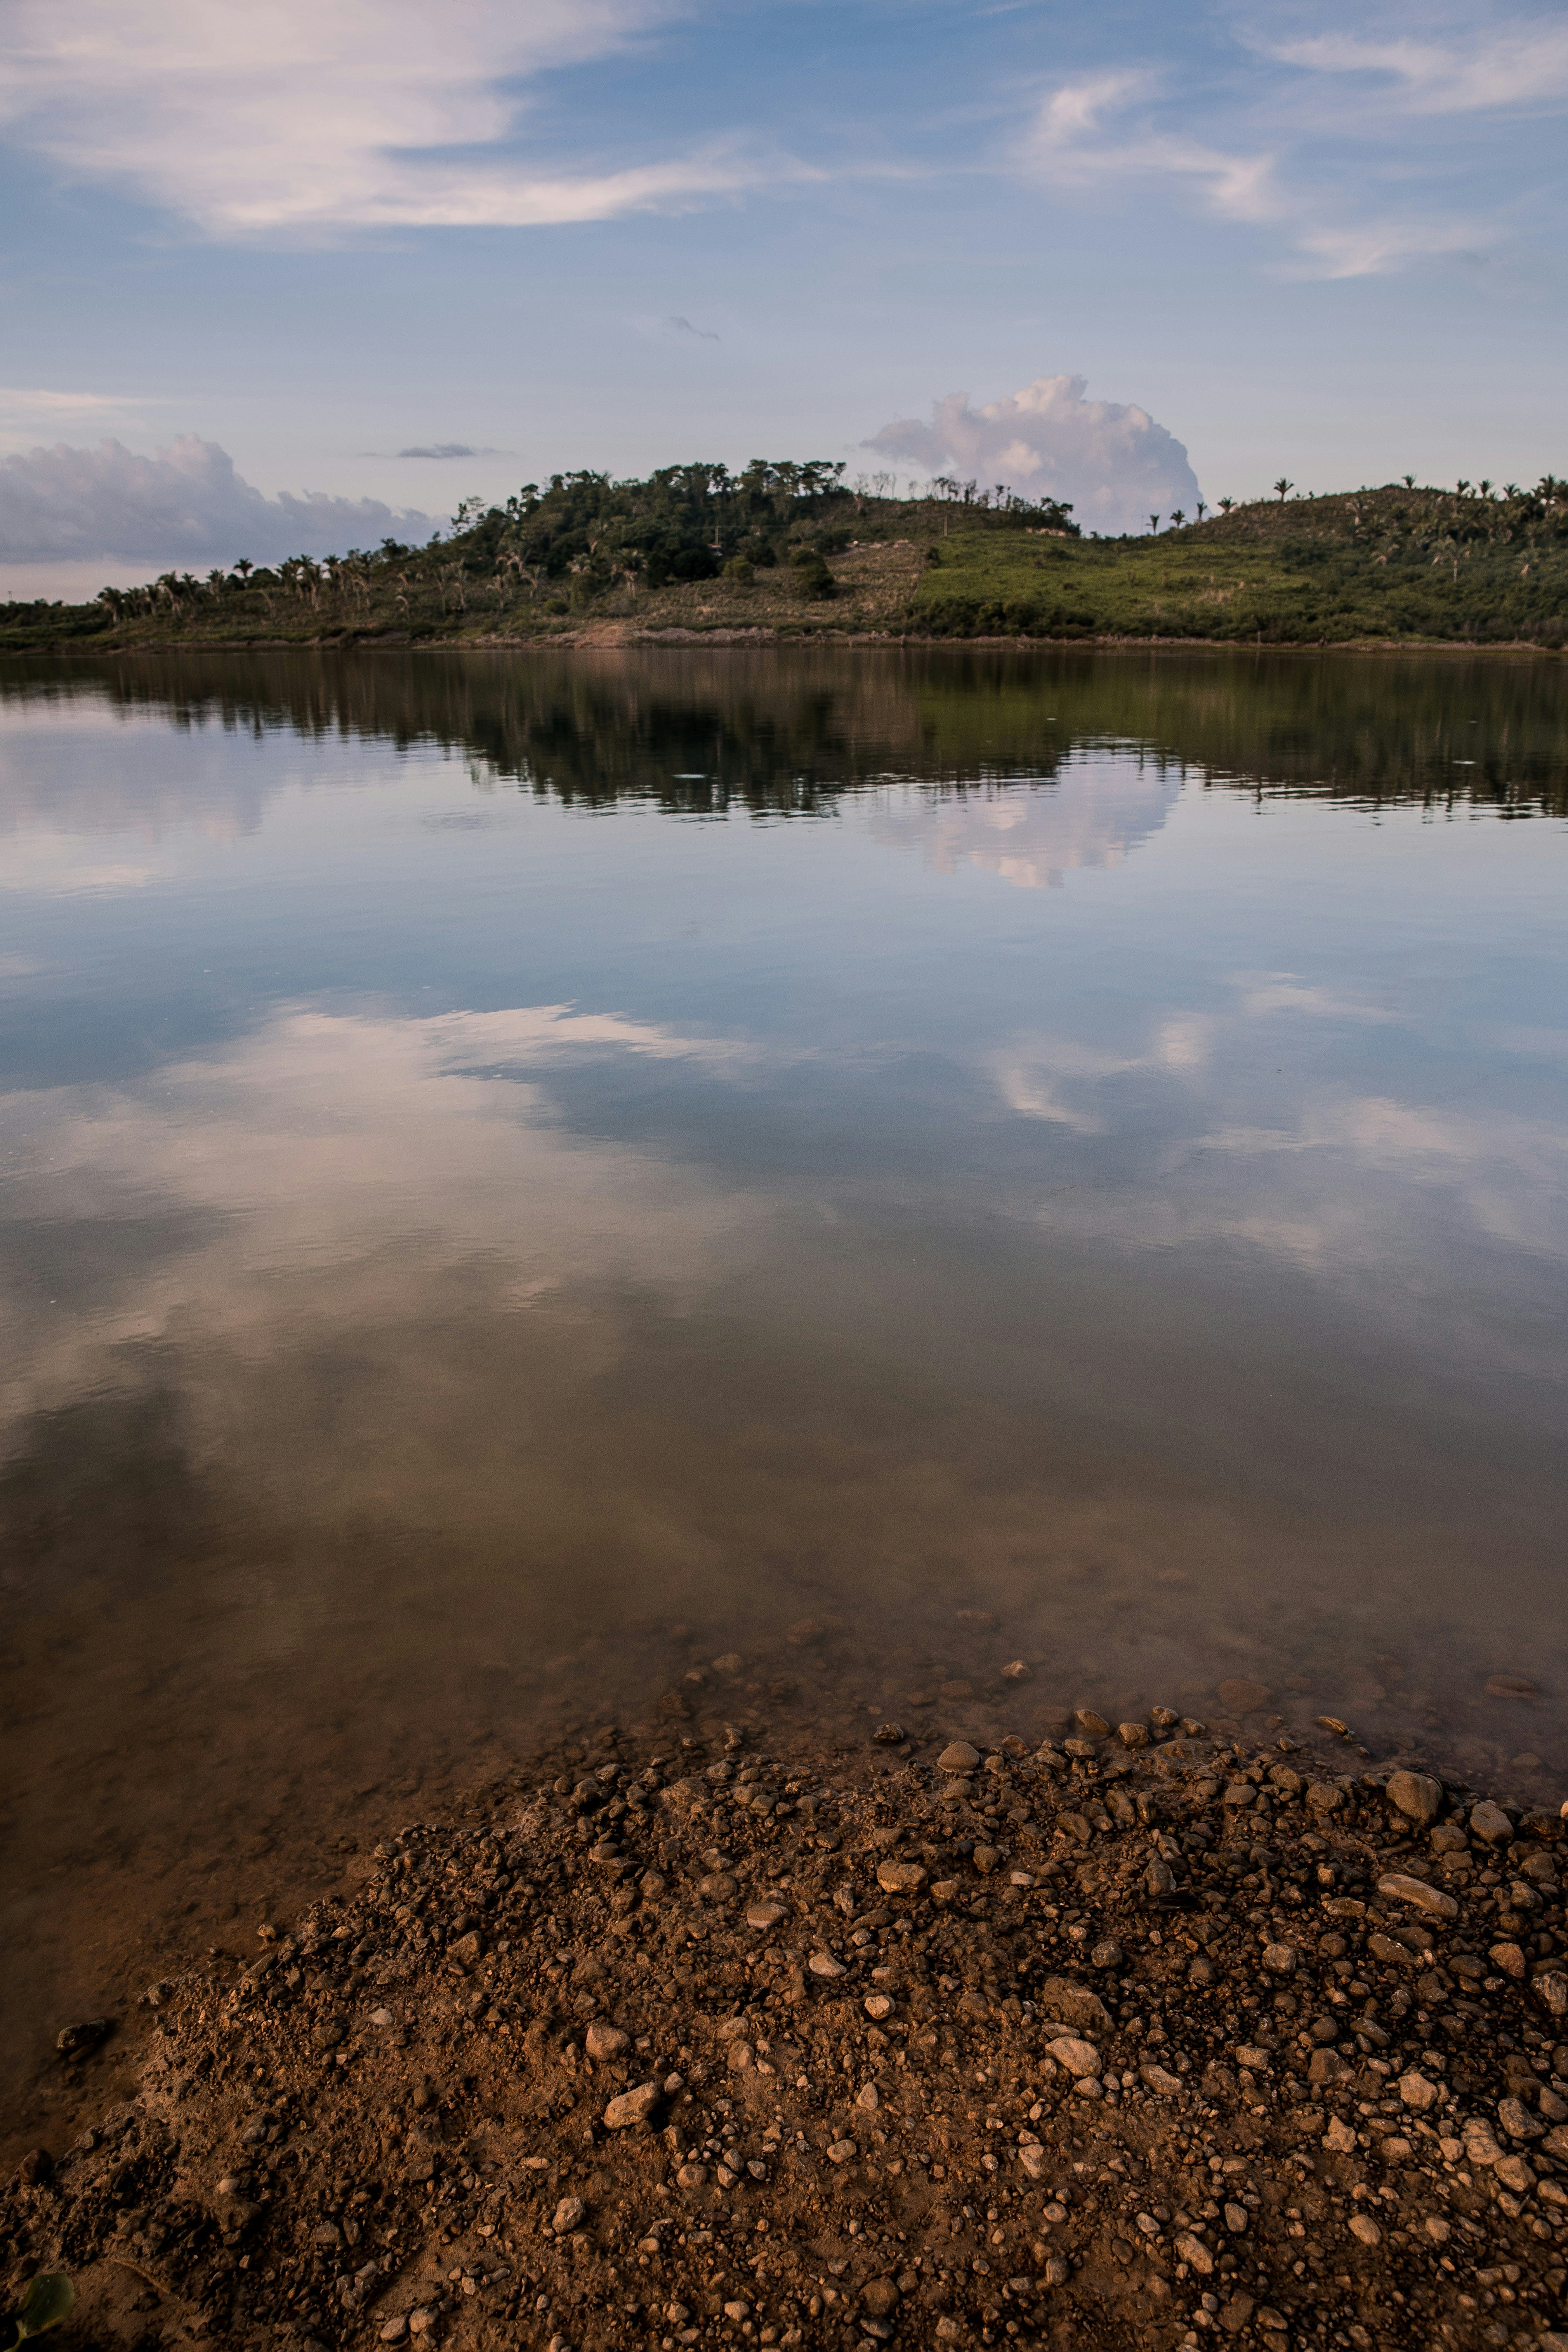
[3,645,1567,2142]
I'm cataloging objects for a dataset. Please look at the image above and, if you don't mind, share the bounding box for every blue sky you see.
[2,0,1566,591]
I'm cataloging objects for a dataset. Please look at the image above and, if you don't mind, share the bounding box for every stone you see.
[1486,1673,1539,1698]
[1089,1939,1123,1970]
[726,2042,755,2074]
[379,2321,408,2344]
[1323,2117,1357,2153]
[552,2197,586,2234]
[1470,1800,1514,1845]
[1489,1941,1526,1978]
[1117,1721,1149,1749]
[1378,1873,1458,1920]
[603,2082,660,2131]
[1037,1977,1112,2032]
[1494,2154,1535,2194]
[1217,1678,1271,1714]
[1002,1660,1031,1680]
[1234,2045,1272,2072]
[1348,2213,1380,2247]
[808,1951,846,1979]
[864,1994,894,2020]
[1261,1942,1295,1975]
[1146,1859,1177,1897]
[1141,2064,1184,2097]
[1498,2095,1543,2140]
[1385,1770,1443,1826]
[745,1899,786,1930]
[1398,2071,1441,2112]
[1224,2203,1247,2234]
[876,1860,926,1896]
[786,1617,827,1645]
[1536,1972,1568,2018]
[861,2278,900,2319]
[1307,2049,1353,2086]
[723,2302,749,2324]
[972,1845,1001,1876]
[1073,1710,1110,1737]
[676,2163,708,2190]
[1424,2215,1450,2243]
[855,2083,880,2112]
[1223,1782,1257,1809]
[1306,1782,1346,1813]
[696,1873,736,1902]
[585,2022,629,2062]
[449,1929,484,1962]
[54,2018,109,2059]
[873,1723,906,1744]
[369,2008,394,2029]
[827,2139,857,2164]
[938,1742,980,1773]
[1174,2232,1213,2276]
[1462,2119,1501,2167]
[931,1878,961,1904]
[1048,2036,1102,2079]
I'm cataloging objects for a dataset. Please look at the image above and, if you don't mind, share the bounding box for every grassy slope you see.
[3,485,1565,652]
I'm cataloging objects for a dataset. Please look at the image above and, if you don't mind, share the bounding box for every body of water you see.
[3,644,1566,2147]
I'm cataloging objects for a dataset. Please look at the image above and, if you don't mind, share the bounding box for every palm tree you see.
[1169,508,1186,528]
[1401,476,1415,490]
[1273,478,1293,502]
[1195,500,1207,522]
[1148,514,1160,534]
[1217,497,1235,514]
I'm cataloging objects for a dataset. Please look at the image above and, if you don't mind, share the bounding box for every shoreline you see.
[2,631,1565,661]
[9,1669,1568,2352]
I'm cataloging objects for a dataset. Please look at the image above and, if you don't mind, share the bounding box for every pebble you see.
[875,1861,926,1895]
[1261,1942,1295,1974]
[677,2163,707,2189]
[1002,1659,1031,1680]
[1175,2233,1213,2275]
[1386,1770,1443,1826]
[553,2197,587,2234]
[1377,1873,1458,1920]
[1048,2037,1102,2079]
[696,1873,736,1901]
[1489,1941,1526,1978]
[745,1900,786,1930]
[1349,2214,1380,2248]
[1117,1722,1149,1749]
[602,2082,660,2130]
[864,1995,894,2021]
[1217,1679,1271,1714]
[1073,1711,1110,1737]
[828,2140,858,2164]
[938,1742,979,1773]
[1471,1800,1514,1845]
[808,1951,846,1979]
[1224,2203,1247,2234]
[585,2022,629,2062]
[1398,2071,1441,2112]
[1498,2097,1541,2141]
[1141,2064,1183,2097]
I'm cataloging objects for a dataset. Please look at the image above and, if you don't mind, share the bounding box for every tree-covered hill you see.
[2,464,1565,652]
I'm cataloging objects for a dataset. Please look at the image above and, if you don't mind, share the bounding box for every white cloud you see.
[0,433,437,566]
[1266,21,1568,117]
[1027,71,1280,225]
[866,375,1201,536]
[0,0,798,236]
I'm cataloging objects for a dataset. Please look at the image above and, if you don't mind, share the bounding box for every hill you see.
[2,467,1565,653]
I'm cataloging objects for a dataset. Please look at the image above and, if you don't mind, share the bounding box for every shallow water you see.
[3,644,1567,2139]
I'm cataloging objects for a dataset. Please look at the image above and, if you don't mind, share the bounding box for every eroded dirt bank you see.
[7,1647,1568,2352]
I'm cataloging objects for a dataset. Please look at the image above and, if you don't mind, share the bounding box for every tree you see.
[1148,514,1160,534]
[1195,500,1207,522]
[1402,475,1415,489]
[1273,478,1293,502]
[1217,497,1234,514]
[1169,508,1186,528]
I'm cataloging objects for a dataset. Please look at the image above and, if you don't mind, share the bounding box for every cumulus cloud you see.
[866,375,1200,537]
[0,434,438,566]
[0,0,804,236]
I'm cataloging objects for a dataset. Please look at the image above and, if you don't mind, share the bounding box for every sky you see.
[2,0,1566,594]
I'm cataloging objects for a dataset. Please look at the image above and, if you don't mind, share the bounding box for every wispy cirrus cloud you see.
[0,0,812,237]
[1261,19,1568,117]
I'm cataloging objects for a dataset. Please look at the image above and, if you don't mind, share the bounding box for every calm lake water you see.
[3,644,1568,2137]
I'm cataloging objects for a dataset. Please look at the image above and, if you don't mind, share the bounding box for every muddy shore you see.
[7,1641,1568,2352]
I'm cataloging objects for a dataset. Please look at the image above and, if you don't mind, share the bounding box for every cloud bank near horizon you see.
[0,435,438,568]
[866,375,1202,537]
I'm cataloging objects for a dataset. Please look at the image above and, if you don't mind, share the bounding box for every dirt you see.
[7,1661,1568,2352]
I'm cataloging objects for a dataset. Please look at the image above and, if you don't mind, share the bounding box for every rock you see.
[1002,1659,1031,1680]
[1306,1782,1346,1813]
[1490,1942,1527,1979]
[1386,1770,1444,1825]
[1224,2202,1247,2234]
[1146,1859,1177,1897]
[1234,2045,1272,2072]
[1217,1679,1271,1714]
[938,1742,980,1773]
[380,2321,408,2344]
[876,1861,926,1895]
[1117,1721,1150,1749]
[1398,2071,1442,2112]
[1535,1972,1568,2018]
[873,1723,906,1744]
[1463,2119,1502,2167]
[1471,1800,1514,1845]
[786,1618,827,1646]
[1424,2216,1451,2243]
[603,2082,660,2130]
[972,1845,1001,1876]
[1307,2049,1353,2086]
[1174,2232,1213,2275]
[1323,2117,1357,2153]
[1220,2295,1255,2336]
[808,1951,846,1979]
[676,2163,708,2189]
[861,2278,900,2318]
[1037,1977,1112,2032]
[1073,1710,1110,1737]
[368,2007,394,2029]
[1089,1939,1123,1970]
[931,1878,961,1904]
[1348,2213,1380,2247]
[827,2139,857,2164]
[1141,2064,1183,2097]
[696,1873,736,1902]
[1499,2096,1543,2140]
[585,2022,629,2062]
[1048,2036,1102,2079]
[553,2196,586,2233]
[727,2042,755,2074]
[1495,2153,1535,2194]
[1486,1673,1539,1698]
[864,1994,894,2020]
[1377,1873,1458,1920]
[1223,1782,1257,1809]
[855,2084,880,2112]
[1261,1942,1296,1975]
[54,2019,109,2059]
[745,1900,786,1930]
[722,2302,750,2324]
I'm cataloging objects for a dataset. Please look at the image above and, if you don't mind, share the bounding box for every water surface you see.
[3,645,1567,2142]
